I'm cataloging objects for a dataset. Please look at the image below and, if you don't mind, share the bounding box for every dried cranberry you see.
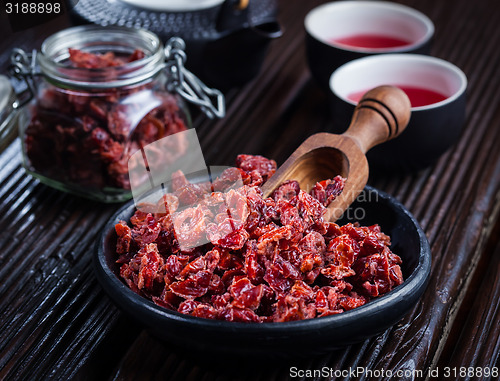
[310,176,346,206]
[115,220,132,254]
[218,306,261,322]
[272,180,300,202]
[235,154,277,184]
[169,270,211,299]
[172,206,207,250]
[136,243,163,291]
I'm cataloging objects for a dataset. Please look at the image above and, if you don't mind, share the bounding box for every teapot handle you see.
[216,0,282,39]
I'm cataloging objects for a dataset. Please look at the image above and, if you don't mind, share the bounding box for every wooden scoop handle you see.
[343,85,411,153]
[325,85,411,221]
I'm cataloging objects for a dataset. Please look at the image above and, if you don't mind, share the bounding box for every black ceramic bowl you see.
[95,186,430,358]
[330,54,468,171]
[305,1,434,91]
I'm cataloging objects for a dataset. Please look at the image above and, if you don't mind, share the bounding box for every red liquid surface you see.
[348,86,448,107]
[332,34,411,49]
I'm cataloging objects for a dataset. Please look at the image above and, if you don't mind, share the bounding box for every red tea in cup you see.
[348,86,448,107]
[332,34,411,49]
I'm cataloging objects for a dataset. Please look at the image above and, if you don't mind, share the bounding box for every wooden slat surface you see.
[0,0,499,380]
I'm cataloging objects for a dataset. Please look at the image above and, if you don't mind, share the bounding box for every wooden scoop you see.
[261,85,411,221]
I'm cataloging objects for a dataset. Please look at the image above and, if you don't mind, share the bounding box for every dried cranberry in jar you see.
[17,26,224,202]
[22,46,188,201]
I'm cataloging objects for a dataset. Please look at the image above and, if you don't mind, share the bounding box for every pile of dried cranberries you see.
[114,155,403,322]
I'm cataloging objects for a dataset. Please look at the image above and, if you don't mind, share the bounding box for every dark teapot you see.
[71,0,282,89]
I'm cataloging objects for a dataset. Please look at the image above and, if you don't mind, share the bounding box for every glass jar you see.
[8,25,224,202]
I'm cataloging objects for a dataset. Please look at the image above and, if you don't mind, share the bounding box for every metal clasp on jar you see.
[0,50,39,147]
[9,48,40,109]
[164,38,225,119]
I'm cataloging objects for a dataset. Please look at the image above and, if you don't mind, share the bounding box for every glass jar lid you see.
[38,25,165,89]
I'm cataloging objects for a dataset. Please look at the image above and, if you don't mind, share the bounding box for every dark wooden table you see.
[1,0,499,379]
